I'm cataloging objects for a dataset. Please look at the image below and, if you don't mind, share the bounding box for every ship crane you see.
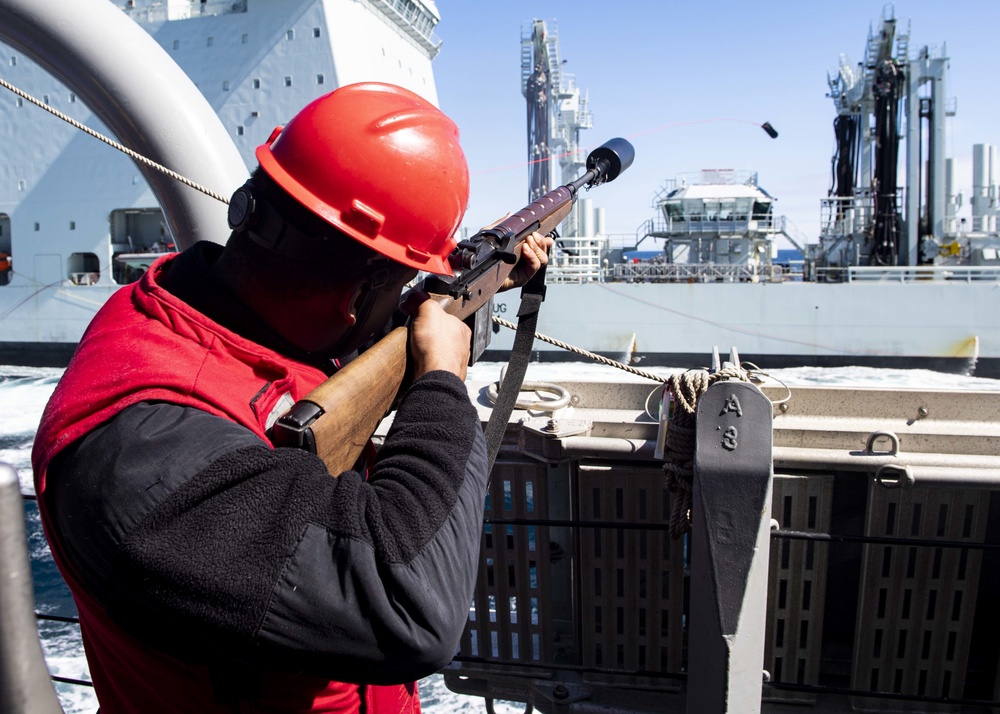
[521,19,593,238]
[824,7,907,267]
[819,4,960,270]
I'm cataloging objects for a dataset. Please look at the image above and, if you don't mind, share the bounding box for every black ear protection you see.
[227,180,336,260]
[227,182,258,233]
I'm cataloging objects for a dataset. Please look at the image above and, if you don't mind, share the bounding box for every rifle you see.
[271,138,635,473]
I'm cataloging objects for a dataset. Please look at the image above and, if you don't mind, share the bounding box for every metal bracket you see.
[520,416,591,438]
[710,345,741,374]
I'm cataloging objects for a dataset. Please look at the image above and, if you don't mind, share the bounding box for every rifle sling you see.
[484,266,547,476]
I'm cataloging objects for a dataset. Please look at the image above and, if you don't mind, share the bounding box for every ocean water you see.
[4,361,1000,713]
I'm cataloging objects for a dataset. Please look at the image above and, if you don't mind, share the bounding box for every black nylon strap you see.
[484,266,547,474]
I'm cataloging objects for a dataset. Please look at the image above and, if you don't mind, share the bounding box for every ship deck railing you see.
[123,0,248,22]
[820,195,878,238]
[608,261,784,284]
[817,265,1000,283]
[366,0,443,56]
[548,238,606,284]
[641,214,779,240]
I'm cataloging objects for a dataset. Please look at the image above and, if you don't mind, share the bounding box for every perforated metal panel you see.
[576,464,685,690]
[765,473,834,704]
[850,484,991,712]
[461,460,555,666]
[451,459,685,702]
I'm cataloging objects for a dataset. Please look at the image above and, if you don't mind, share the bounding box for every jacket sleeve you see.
[45,370,488,684]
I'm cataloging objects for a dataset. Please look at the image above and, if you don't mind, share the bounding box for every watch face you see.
[228,189,252,229]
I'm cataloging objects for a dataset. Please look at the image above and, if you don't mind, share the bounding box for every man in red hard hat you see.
[32,82,551,713]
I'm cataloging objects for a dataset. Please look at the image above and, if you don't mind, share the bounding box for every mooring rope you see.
[661,364,751,538]
[491,316,667,382]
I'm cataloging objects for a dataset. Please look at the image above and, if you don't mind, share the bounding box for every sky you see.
[429,1,1000,246]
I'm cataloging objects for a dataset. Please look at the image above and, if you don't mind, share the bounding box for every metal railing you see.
[820,196,876,238]
[122,0,247,23]
[446,377,1000,713]
[367,0,442,56]
[611,262,784,283]
[548,237,606,284]
[642,214,778,239]
[816,265,1000,283]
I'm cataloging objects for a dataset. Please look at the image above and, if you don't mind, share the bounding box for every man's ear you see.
[338,277,370,326]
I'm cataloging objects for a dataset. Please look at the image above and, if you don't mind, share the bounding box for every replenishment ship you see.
[490,12,1000,377]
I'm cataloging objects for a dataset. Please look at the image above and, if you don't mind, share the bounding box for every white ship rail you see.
[656,169,759,194]
[820,191,906,238]
[548,237,605,284]
[817,265,1000,283]
[641,213,779,239]
[820,196,876,236]
[610,262,784,283]
[365,0,443,56]
[123,0,248,23]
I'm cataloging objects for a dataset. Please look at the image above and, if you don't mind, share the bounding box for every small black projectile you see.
[761,122,778,139]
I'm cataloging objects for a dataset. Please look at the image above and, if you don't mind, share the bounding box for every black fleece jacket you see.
[44,245,488,685]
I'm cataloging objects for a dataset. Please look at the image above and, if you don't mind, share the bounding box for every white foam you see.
[468,361,1000,390]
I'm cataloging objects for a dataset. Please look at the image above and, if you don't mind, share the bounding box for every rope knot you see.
[662,365,750,538]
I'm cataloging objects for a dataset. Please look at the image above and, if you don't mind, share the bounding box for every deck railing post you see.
[685,380,773,714]
[0,463,64,714]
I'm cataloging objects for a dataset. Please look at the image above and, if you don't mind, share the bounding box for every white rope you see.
[491,316,667,382]
[0,76,230,204]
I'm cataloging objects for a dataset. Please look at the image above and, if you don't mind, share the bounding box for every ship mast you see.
[521,19,592,236]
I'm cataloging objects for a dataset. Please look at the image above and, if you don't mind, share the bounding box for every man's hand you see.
[409,298,471,381]
[501,231,554,291]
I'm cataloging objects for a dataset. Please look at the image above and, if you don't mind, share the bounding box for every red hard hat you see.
[256,82,469,275]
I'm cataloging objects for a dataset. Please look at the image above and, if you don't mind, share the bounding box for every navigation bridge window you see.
[110,208,175,284]
[664,197,769,223]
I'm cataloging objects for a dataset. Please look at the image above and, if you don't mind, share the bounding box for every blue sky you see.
[431,1,1000,245]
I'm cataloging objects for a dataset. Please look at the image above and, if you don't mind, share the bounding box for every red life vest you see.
[32,253,418,714]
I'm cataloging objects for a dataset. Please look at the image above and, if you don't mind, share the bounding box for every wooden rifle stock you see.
[271,138,635,474]
[274,326,409,473]
[271,199,574,475]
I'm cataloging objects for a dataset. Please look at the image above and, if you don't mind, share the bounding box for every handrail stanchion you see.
[0,463,64,714]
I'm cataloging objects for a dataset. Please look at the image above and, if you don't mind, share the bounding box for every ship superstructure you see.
[819,5,1000,271]
[628,170,784,283]
[0,0,442,364]
[485,10,1000,376]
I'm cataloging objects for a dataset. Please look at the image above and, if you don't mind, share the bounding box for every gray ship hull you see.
[486,280,996,377]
